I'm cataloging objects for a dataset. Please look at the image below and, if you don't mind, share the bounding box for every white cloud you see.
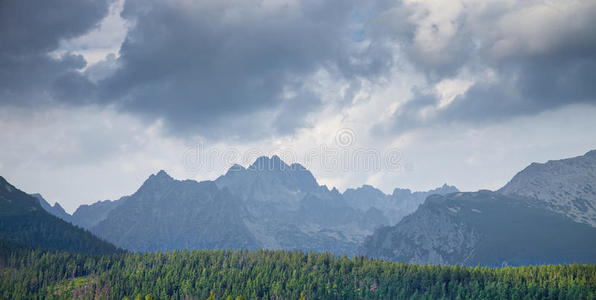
[491,0,596,58]
[435,78,474,109]
[405,0,464,61]
[54,0,129,67]
[2,102,595,212]
[379,103,596,192]
[0,106,186,212]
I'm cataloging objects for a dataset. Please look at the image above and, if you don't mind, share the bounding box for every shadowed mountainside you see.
[0,176,120,254]
[360,150,596,265]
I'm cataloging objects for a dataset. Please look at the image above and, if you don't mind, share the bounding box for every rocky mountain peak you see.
[138,170,176,193]
[360,184,385,195]
[146,170,174,182]
[432,184,459,194]
[361,190,596,266]
[225,164,247,175]
[392,188,412,199]
[30,193,72,223]
[330,187,340,195]
[53,202,65,210]
[155,170,172,178]
[239,156,319,191]
[249,155,289,172]
[0,176,13,193]
[585,149,596,157]
[499,149,596,227]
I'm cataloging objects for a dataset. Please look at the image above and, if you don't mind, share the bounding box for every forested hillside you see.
[0,176,120,255]
[1,241,594,299]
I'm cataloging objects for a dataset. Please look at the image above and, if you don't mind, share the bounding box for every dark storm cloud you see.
[0,0,112,104]
[95,0,391,138]
[374,0,596,134]
[384,52,596,134]
[1,0,394,140]
[273,90,322,135]
[3,0,595,139]
[378,88,438,134]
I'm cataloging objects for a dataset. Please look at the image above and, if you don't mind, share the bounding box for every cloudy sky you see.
[1,0,595,212]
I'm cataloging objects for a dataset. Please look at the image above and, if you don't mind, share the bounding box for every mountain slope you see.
[499,150,596,226]
[68,156,456,254]
[0,176,120,254]
[71,196,128,229]
[213,156,388,254]
[31,193,73,223]
[361,191,596,266]
[92,171,259,252]
[360,150,596,265]
[77,156,451,254]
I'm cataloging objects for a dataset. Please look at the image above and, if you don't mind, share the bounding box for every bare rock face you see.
[91,171,259,252]
[360,150,596,266]
[75,156,456,254]
[361,150,596,266]
[79,158,387,254]
[214,156,388,254]
[362,194,479,265]
[499,150,596,227]
[360,191,596,266]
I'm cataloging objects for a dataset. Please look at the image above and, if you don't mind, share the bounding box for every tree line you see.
[0,240,594,299]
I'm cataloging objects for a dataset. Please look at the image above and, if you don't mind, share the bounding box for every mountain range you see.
[35,155,457,254]
[361,150,596,265]
[10,150,596,265]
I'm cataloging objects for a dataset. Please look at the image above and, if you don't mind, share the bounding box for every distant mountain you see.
[73,156,454,254]
[31,192,128,231]
[214,156,386,254]
[31,192,128,230]
[360,150,596,265]
[92,171,259,252]
[361,191,596,266]
[343,184,458,224]
[71,196,128,229]
[500,150,596,227]
[0,176,120,254]
[31,193,73,223]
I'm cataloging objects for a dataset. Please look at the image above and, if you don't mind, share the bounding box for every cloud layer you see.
[0,0,112,104]
[371,0,596,133]
[2,0,595,138]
